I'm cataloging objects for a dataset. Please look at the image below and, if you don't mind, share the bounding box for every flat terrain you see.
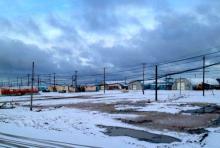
[0,90,220,147]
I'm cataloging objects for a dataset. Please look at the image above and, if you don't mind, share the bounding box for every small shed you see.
[128,80,142,90]
[172,78,192,90]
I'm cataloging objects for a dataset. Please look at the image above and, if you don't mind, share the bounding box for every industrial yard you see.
[1,0,220,147]
[0,90,220,147]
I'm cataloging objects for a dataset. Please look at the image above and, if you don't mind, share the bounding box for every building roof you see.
[129,79,166,84]
[144,80,166,84]
[105,81,124,84]
[187,78,219,85]
[100,81,128,86]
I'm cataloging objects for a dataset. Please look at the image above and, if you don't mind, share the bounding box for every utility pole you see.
[20,77,23,88]
[165,76,167,90]
[8,78,10,87]
[179,76,182,95]
[17,76,19,88]
[203,56,205,96]
[155,65,158,101]
[72,75,74,86]
[27,74,30,86]
[53,73,56,89]
[30,62,34,111]
[104,68,106,94]
[142,63,146,95]
[37,75,40,89]
[49,74,51,86]
[75,71,78,92]
[124,77,127,84]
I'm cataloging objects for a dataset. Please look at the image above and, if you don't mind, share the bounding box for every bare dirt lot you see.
[29,96,220,134]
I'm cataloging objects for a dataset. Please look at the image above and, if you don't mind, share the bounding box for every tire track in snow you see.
[0,132,101,148]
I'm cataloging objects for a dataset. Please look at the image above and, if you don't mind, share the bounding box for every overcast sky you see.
[1,0,220,76]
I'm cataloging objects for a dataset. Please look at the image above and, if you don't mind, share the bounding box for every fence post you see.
[155,65,158,101]
[30,62,34,111]
[28,74,30,86]
[203,56,205,96]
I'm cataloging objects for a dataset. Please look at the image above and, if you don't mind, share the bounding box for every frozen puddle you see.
[98,125,181,144]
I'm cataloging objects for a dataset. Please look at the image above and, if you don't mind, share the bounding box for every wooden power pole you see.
[30,62,34,111]
[72,75,74,86]
[203,56,205,96]
[179,76,182,95]
[75,71,78,92]
[155,65,158,101]
[142,63,146,95]
[37,75,40,89]
[104,68,106,94]
[53,73,56,89]
[27,74,30,86]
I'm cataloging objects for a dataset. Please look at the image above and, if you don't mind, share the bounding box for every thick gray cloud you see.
[0,38,54,73]
[1,0,220,80]
[79,0,169,33]
[82,1,220,65]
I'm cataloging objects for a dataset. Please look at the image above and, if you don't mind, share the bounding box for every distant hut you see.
[128,80,142,90]
[172,78,219,90]
[172,78,192,90]
[48,85,76,93]
[146,80,172,90]
[216,78,220,89]
[128,79,173,90]
[48,85,65,92]
[84,84,99,92]
[100,81,128,90]
[48,86,57,92]
[67,86,76,92]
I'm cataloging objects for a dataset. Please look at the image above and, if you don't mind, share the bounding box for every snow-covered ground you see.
[0,90,220,147]
[1,89,220,104]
